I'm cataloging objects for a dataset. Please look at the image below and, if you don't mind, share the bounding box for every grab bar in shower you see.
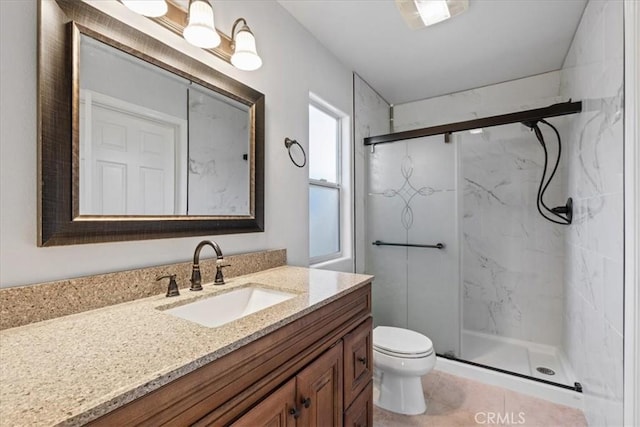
[372,240,445,249]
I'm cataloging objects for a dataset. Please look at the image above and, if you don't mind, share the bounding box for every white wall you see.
[392,71,563,132]
[80,35,189,120]
[560,1,625,425]
[0,0,353,287]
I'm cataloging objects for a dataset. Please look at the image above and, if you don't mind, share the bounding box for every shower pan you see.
[364,102,582,392]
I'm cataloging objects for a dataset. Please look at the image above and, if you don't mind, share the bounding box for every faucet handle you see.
[156,274,180,297]
[214,263,231,285]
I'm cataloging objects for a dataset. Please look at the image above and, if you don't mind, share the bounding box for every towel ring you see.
[284,138,306,168]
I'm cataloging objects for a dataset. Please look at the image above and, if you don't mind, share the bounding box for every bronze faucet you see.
[190,240,229,290]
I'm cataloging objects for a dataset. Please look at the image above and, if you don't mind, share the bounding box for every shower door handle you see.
[372,240,444,249]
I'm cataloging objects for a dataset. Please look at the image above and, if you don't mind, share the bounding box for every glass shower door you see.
[458,122,572,387]
[366,135,460,356]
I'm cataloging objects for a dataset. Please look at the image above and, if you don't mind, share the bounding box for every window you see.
[309,102,342,263]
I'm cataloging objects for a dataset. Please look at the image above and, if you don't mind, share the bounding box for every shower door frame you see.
[364,101,582,147]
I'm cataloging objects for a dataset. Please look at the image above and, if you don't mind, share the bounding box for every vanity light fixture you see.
[396,0,469,29]
[121,0,168,17]
[121,0,262,71]
[230,18,262,71]
[183,0,221,49]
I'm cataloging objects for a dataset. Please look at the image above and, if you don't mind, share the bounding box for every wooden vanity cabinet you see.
[90,284,372,427]
[232,343,344,427]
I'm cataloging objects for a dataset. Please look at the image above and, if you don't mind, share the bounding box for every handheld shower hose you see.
[522,120,572,225]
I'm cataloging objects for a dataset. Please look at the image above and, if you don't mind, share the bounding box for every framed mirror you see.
[38,0,265,246]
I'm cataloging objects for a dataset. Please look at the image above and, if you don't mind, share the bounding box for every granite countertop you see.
[0,266,373,427]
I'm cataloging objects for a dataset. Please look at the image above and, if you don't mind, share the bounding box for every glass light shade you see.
[121,0,168,17]
[415,0,451,27]
[231,29,262,71]
[183,0,221,49]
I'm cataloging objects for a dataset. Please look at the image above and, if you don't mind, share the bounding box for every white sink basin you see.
[164,286,296,328]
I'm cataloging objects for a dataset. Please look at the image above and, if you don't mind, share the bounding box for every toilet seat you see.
[373,326,434,359]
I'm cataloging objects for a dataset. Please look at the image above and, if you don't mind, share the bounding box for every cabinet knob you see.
[301,397,311,408]
[289,407,301,419]
[357,356,367,365]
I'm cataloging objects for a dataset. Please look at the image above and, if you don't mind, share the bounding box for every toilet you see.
[372,326,436,415]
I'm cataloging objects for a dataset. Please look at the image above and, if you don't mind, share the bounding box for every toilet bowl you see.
[373,326,436,415]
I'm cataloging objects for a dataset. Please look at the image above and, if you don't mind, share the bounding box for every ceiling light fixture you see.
[120,0,262,71]
[396,0,469,30]
[121,0,168,18]
[415,0,450,27]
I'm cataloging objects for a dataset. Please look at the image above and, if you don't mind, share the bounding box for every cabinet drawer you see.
[344,380,373,427]
[343,317,372,407]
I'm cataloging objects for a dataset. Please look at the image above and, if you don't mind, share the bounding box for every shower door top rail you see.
[364,100,582,146]
[372,240,445,249]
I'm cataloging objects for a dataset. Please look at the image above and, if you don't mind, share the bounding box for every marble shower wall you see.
[560,0,624,425]
[354,74,390,273]
[461,123,565,346]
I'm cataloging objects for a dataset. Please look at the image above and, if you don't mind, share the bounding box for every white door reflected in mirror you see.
[80,91,187,215]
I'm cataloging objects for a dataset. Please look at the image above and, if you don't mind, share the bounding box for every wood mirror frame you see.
[38,0,265,246]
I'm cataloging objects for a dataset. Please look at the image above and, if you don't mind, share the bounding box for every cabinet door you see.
[343,317,373,407]
[230,378,297,427]
[296,342,343,427]
[344,381,373,427]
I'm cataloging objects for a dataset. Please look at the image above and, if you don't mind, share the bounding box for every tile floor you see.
[374,370,587,427]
